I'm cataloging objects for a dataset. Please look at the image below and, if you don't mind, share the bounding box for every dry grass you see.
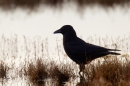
[50,66,70,86]
[24,58,48,86]
[24,59,75,86]
[79,56,130,86]
[0,61,9,79]
[0,34,130,85]
[23,56,130,86]
[0,61,9,85]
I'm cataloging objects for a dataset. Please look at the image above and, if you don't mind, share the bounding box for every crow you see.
[54,25,120,76]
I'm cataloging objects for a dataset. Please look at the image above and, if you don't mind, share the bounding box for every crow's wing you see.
[65,37,116,54]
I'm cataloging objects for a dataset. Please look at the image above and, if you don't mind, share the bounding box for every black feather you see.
[54,25,121,65]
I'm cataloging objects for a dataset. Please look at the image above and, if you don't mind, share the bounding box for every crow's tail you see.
[109,52,121,55]
[109,49,121,51]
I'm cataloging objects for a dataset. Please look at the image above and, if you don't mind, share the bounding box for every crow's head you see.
[54,25,77,37]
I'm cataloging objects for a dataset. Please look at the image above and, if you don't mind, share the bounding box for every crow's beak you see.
[54,29,62,34]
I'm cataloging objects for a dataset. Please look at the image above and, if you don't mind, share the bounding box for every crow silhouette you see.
[54,25,120,76]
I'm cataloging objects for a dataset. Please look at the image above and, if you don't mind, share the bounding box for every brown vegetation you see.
[23,56,130,86]
[0,61,9,79]
[85,57,130,86]
[24,58,48,86]
[0,0,130,10]
[0,35,130,85]
[0,61,9,85]
[24,58,75,86]
[50,64,72,86]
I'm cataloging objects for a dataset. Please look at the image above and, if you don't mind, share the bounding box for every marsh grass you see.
[0,62,9,79]
[24,58,75,86]
[0,34,130,85]
[0,61,9,85]
[80,56,130,86]
[23,56,130,86]
[50,65,70,86]
[24,58,48,86]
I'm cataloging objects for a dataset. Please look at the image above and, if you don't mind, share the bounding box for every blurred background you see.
[0,0,130,52]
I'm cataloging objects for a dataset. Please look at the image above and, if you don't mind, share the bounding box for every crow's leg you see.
[79,64,85,83]
[79,64,85,77]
